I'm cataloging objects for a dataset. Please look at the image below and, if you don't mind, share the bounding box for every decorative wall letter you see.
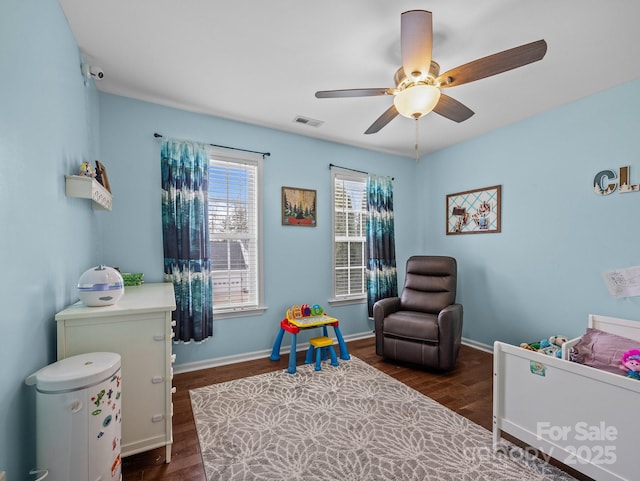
[594,165,640,195]
[593,169,616,196]
[618,166,640,193]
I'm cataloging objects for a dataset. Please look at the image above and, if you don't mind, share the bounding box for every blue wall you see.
[98,78,640,366]
[97,93,419,367]
[2,0,639,478]
[0,1,102,478]
[420,78,640,346]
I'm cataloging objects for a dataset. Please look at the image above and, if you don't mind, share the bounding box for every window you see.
[208,149,264,315]
[331,167,367,302]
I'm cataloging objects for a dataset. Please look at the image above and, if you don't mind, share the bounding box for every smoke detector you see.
[293,116,324,128]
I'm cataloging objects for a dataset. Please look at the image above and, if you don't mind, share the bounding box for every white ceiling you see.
[59,0,640,159]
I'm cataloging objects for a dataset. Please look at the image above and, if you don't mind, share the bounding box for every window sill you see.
[213,305,268,320]
[328,297,366,307]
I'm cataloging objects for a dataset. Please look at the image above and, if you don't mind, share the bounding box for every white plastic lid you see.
[26,352,121,392]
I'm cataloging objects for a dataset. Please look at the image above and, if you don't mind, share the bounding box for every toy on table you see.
[286,304,323,322]
[619,349,640,380]
[520,335,568,358]
[287,305,303,320]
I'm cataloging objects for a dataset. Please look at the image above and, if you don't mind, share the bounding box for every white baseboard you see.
[173,331,375,374]
[462,337,493,354]
[174,332,492,374]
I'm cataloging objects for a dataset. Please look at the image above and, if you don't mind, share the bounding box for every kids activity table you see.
[270,314,350,374]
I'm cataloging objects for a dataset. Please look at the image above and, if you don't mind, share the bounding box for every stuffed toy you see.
[549,335,569,347]
[547,335,568,358]
[539,345,561,358]
[619,349,640,380]
[520,335,568,358]
[535,339,560,357]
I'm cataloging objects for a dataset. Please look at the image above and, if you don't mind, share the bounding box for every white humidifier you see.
[77,265,124,306]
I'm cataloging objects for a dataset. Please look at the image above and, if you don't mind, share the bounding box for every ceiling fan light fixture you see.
[393,84,441,119]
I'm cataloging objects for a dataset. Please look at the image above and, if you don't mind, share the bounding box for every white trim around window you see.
[329,166,367,305]
[208,147,267,319]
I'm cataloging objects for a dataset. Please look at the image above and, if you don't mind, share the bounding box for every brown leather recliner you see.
[373,256,463,371]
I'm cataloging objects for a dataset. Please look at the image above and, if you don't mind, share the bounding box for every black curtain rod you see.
[329,163,394,180]
[329,163,367,175]
[154,133,270,157]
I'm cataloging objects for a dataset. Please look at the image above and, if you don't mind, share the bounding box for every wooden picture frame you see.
[95,160,111,193]
[446,185,501,235]
[282,186,317,226]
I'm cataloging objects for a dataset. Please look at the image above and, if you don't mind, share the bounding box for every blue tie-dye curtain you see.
[366,175,398,317]
[161,139,213,342]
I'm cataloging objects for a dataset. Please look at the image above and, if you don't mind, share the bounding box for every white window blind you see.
[208,151,263,313]
[331,167,367,300]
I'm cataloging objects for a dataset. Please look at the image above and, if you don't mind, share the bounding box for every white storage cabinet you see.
[56,283,176,461]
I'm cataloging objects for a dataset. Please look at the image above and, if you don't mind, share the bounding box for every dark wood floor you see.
[122,337,587,480]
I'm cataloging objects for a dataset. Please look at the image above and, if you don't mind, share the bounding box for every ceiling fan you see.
[315,10,547,135]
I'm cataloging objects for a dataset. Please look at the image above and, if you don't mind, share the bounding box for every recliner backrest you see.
[399,256,457,314]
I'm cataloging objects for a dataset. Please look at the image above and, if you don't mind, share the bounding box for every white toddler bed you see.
[493,314,640,481]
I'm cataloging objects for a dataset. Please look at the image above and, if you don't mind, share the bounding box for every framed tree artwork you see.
[282,187,317,226]
[446,185,501,235]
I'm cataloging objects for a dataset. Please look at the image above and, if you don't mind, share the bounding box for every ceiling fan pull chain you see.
[415,118,420,163]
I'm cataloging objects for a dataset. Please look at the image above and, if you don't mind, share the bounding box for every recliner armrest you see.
[437,304,463,334]
[373,297,401,356]
[373,297,401,321]
[437,303,464,371]
[437,303,463,325]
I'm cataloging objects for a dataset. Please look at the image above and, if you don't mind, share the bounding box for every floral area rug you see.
[190,356,575,481]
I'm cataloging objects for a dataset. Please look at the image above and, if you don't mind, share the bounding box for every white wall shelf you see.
[65,175,112,210]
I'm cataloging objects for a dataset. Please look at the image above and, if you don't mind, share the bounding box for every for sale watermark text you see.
[537,421,617,465]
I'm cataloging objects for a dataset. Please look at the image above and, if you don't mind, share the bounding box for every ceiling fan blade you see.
[364,105,399,134]
[437,39,547,88]
[315,88,391,99]
[433,93,474,123]
[401,10,433,81]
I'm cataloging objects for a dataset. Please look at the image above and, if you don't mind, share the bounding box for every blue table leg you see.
[287,333,298,374]
[321,326,329,360]
[314,347,322,371]
[332,325,351,360]
[270,328,285,361]
[328,345,339,367]
[304,345,314,364]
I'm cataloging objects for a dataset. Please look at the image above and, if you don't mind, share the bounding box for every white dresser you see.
[55,282,176,462]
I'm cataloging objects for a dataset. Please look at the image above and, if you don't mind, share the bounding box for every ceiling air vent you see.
[293,116,324,128]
